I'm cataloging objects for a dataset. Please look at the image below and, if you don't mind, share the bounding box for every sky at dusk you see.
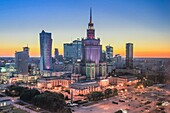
[0,0,170,58]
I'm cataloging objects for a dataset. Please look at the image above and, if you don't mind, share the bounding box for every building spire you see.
[90,8,92,23]
[87,8,95,39]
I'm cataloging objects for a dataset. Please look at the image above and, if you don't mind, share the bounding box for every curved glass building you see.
[40,30,53,72]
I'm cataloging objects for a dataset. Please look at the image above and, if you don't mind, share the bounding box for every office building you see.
[64,39,82,62]
[126,43,133,68]
[54,48,59,60]
[39,30,53,74]
[15,46,29,75]
[114,54,122,68]
[106,45,113,62]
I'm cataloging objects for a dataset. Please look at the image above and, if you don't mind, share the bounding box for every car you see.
[145,109,149,112]
[112,101,118,104]
[67,103,78,107]
[119,100,125,102]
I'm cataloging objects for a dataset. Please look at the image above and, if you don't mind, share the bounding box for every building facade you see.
[114,54,123,68]
[126,43,133,69]
[64,39,82,62]
[15,46,29,75]
[40,30,53,74]
[70,81,101,95]
[37,77,75,89]
[75,8,105,80]
[106,45,113,62]
[54,48,59,60]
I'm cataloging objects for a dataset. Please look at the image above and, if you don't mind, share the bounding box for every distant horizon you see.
[0,0,170,58]
[0,56,170,59]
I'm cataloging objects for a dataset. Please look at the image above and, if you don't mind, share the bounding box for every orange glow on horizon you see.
[0,47,170,58]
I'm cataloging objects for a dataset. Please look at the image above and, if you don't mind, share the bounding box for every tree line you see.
[87,88,118,101]
[5,85,71,113]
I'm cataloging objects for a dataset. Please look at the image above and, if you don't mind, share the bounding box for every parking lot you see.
[73,85,170,113]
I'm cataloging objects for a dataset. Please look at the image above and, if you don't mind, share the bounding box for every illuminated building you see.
[108,75,138,86]
[15,46,29,75]
[40,30,53,75]
[64,39,82,62]
[82,8,101,65]
[106,45,113,62]
[0,99,11,107]
[126,43,133,69]
[74,8,105,80]
[99,62,107,77]
[114,54,123,68]
[37,76,75,89]
[70,81,101,95]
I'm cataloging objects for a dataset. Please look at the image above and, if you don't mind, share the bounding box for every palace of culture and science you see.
[74,8,106,80]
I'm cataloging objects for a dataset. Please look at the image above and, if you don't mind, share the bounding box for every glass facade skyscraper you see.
[15,46,29,75]
[126,43,133,68]
[40,30,53,72]
[64,39,82,62]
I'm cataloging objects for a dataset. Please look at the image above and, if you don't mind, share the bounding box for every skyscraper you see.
[15,46,29,75]
[114,54,122,68]
[106,45,113,62]
[40,30,53,73]
[82,8,102,65]
[126,43,133,68]
[81,8,103,79]
[64,39,82,62]
[54,48,59,59]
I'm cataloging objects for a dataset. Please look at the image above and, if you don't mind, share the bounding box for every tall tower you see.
[40,30,53,73]
[87,8,95,39]
[126,43,133,69]
[81,8,102,79]
[54,48,59,59]
[106,45,113,62]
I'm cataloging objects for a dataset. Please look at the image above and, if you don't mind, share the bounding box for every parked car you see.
[119,100,125,102]
[112,101,118,104]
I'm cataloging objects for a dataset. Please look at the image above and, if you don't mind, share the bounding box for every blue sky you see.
[0,0,170,57]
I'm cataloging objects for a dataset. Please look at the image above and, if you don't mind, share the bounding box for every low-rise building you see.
[0,99,11,107]
[70,81,101,95]
[37,76,75,89]
[108,75,138,86]
[98,79,109,87]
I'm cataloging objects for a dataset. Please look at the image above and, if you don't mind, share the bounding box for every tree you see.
[113,88,118,96]
[20,88,40,102]
[32,91,66,112]
[104,88,112,98]
[142,80,154,87]
[87,91,104,101]
[65,95,69,100]
[5,85,27,97]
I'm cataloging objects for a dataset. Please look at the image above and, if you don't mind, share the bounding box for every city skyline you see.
[0,0,170,58]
